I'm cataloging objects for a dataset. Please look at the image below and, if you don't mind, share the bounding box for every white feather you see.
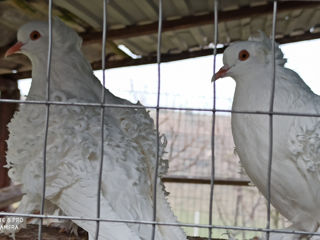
[5,19,186,239]
[218,34,320,239]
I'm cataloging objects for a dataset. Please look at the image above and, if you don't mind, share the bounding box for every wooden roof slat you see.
[0,23,16,47]
[162,34,182,53]
[296,8,317,33]
[177,31,198,49]
[118,39,145,56]
[170,0,190,16]
[274,12,289,37]
[189,28,207,47]
[240,18,251,41]
[308,8,320,31]
[2,1,317,53]
[53,0,102,29]
[7,0,45,19]
[0,2,31,30]
[166,31,189,52]
[18,0,88,32]
[108,1,135,26]
[225,20,241,41]
[79,1,320,45]
[132,0,158,21]
[216,23,228,44]
[220,0,239,11]
[165,32,186,52]
[1,1,320,76]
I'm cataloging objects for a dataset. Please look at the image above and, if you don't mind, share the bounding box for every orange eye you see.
[238,49,250,61]
[30,31,41,40]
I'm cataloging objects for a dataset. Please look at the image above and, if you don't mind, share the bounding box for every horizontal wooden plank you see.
[0,176,250,211]
[162,176,251,186]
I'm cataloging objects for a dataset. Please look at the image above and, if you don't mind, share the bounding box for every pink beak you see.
[5,41,24,58]
[213,66,230,81]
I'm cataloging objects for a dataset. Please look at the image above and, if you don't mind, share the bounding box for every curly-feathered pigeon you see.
[215,33,320,239]
[4,19,186,240]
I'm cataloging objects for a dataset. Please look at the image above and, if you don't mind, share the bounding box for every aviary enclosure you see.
[0,0,320,239]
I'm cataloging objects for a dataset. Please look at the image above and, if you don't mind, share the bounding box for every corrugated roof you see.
[1,0,320,79]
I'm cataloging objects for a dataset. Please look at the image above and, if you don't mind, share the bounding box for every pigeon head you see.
[214,32,286,81]
[5,18,82,60]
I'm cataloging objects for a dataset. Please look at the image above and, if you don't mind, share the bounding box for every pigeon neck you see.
[27,51,100,101]
[232,69,274,112]
[28,56,48,99]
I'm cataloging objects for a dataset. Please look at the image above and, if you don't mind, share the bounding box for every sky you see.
[18,38,320,111]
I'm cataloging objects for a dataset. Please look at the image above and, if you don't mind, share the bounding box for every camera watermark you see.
[0,217,24,232]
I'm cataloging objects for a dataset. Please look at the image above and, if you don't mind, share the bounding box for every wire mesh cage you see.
[1,0,320,240]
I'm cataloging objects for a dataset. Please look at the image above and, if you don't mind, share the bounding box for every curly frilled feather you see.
[5,18,186,240]
[248,31,287,66]
[6,90,182,240]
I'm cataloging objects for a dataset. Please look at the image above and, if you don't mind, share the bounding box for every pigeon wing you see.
[277,68,320,203]
[55,179,142,240]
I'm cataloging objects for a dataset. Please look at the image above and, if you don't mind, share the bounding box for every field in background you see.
[156,111,289,239]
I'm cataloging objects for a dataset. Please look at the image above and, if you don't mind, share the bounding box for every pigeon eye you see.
[30,31,41,40]
[239,50,250,61]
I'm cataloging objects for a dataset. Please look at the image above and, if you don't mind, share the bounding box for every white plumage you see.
[215,33,320,239]
[5,19,186,240]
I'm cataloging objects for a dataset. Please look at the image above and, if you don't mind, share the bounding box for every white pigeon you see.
[215,33,320,239]
[4,18,187,240]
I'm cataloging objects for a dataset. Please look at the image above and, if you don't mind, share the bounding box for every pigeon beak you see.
[212,66,230,81]
[5,42,24,58]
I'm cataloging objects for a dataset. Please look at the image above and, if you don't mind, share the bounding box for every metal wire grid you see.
[266,2,278,240]
[209,0,218,238]
[151,0,163,238]
[38,0,53,238]
[165,183,288,238]
[95,0,108,239]
[1,0,320,239]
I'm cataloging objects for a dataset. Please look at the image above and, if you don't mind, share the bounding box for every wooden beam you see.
[162,176,251,186]
[0,176,250,211]
[92,47,225,69]
[277,31,320,44]
[0,224,222,240]
[0,71,31,80]
[82,1,320,43]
